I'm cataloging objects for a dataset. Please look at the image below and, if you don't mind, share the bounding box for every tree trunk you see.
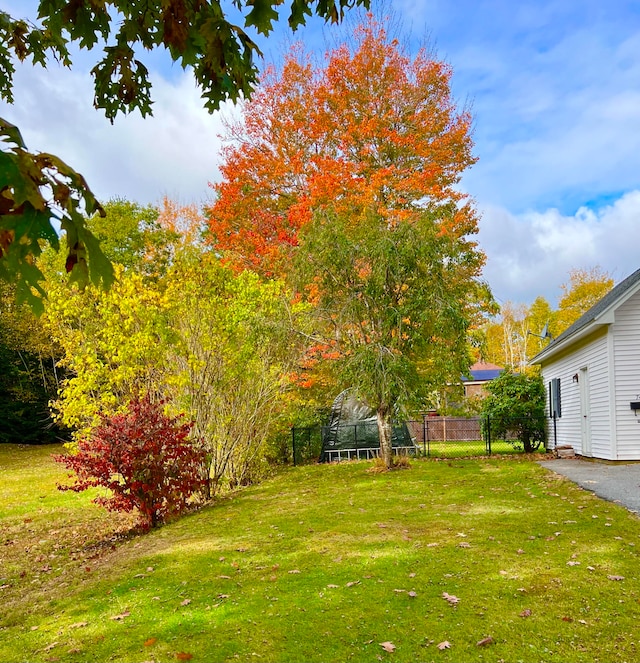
[377,405,393,469]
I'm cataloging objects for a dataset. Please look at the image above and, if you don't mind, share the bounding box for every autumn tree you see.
[207,16,478,274]
[555,266,613,335]
[207,16,491,468]
[482,296,553,371]
[0,0,368,305]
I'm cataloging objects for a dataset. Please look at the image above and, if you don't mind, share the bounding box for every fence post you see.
[292,428,296,466]
[486,415,491,455]
[423,416,427,457]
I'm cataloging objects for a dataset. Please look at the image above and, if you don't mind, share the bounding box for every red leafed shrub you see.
[55,395,206,528]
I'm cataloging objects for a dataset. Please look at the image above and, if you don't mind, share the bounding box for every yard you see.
[1,443,640,662]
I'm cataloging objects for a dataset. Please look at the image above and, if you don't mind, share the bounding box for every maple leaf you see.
[442,592,459,605]
[437,641,451,650]
[144,638,157,647]
[380,641,396,652]
[477,636,494,647]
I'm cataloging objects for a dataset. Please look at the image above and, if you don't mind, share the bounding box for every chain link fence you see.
[292,415,546,464]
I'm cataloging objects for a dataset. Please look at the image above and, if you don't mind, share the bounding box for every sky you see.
[2,0,640,306]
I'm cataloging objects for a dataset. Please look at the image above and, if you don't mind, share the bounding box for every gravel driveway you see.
[539,458,640,515]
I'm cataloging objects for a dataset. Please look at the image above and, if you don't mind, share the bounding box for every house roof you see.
[462,362,503,382]
[531,267,640,364]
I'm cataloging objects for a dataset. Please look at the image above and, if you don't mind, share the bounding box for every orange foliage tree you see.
[206,16,479,275]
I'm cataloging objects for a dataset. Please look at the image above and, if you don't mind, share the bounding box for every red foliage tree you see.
[55,396,206,528]
[206,16,478,275]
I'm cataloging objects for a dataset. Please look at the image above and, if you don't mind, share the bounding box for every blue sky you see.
[2,0,640,305]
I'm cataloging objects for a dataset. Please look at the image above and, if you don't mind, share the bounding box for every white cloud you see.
[478,191,640,306]
[1,60,237,207]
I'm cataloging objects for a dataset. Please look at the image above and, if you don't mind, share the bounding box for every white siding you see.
[612,290,640,459]
[540,329,612,458]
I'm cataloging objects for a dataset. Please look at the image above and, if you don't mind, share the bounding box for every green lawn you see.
[1,444,640,662]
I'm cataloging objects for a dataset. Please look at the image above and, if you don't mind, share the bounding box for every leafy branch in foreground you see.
[0,0,368,305]
[0,118,113,312]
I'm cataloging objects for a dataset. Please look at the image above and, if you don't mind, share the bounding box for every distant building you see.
[461,362,504,399]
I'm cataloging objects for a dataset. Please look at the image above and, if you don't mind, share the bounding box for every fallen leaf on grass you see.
[288,569,301,574]
[180,599,191,606]
[520,609,532,618]
[346,581,360,587]
[562,616,573,622]
[110,611,130,621]
[43,642,58,652]
[217,594,230,599]
[144,638,157,647]
[408,591,417,598]
[458,542,471,548]
[437,641,451,650]
[408,572,416,578]
[477,636,494,647]
[176,653,193,661]
[566,561,580,566]
[442,592,459,605]
[69,622,87,629]
[219,575,231,579]
[327,584,339,589]
[380,641,396,652]
[608,575,625,581]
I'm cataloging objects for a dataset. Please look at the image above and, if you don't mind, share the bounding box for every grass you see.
[420,439,525,458]
[2,444,640,662]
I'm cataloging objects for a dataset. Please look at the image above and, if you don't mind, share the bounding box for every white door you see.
[579,366,592,456]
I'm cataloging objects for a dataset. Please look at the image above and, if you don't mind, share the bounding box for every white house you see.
[531,267,640,460]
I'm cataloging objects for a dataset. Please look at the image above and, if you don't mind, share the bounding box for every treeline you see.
[480,267,614,372]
